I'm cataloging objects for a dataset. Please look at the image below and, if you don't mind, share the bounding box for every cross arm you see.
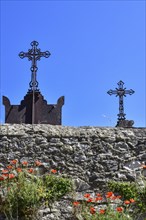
[19,51,32,60]
[124,89,135,95]
[107,89,118,96]
[39,51,51,58]
[35,51,51,61]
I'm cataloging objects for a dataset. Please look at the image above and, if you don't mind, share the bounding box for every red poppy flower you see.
[16,168,22,172]
[106,191,114,198]
[0,176,5,181]
[87,198,94,203]
[2,169,8,174]
[95,196,103,201]
[124,200,130,205]
[73,201,80,206]
[51,169,57,174]
[8,174,15,179]
[130,199,135,203]
[10,160,18,165]
[28,168,34,173]
[98,196,103,201]
[22,161,28,166]
[7,165,13,169]
[2,174,8,177]
[35,161,42,166]
[99,209,106,214]
[90,207,96,214]
[96,193,101,197]
[116,207,123,212]
[116,195,122,199]
[84,193,91,198]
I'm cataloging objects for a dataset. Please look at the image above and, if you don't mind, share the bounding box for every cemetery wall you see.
[0,124,146,219]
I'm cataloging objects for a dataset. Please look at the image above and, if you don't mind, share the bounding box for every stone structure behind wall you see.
[0,125,146,219]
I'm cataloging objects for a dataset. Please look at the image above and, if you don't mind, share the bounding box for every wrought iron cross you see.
[19,41,51,91]
[107,80,134,121]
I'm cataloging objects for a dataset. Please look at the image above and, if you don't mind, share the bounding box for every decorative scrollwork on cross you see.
[19,41,51,91]
[107,80,135,122]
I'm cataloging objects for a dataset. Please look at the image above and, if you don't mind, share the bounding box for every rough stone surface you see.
[0,124,146,219]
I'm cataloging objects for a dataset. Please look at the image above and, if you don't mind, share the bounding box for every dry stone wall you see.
[0,124,146,219]
[0,124,146,190]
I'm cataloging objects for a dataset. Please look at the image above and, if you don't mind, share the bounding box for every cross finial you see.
[19,41,51,91]
[107,80,135,122]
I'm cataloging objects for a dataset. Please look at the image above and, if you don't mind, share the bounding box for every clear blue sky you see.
[0,0,145,127]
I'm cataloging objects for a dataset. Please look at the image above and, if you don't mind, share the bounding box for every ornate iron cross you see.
[19,41,51,91]
[107,80,134,121]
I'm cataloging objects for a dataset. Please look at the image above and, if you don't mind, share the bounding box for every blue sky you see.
[0,0,145,127]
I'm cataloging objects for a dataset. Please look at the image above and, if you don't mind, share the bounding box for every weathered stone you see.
[74,178,90,191]
[1,125,146,219]
[126,173,136,181]
[115,142,129,151]
[141,153,146,159]
[74,155,87,163]
[49,138,61,143]
[117,173,127,180]
[124,160,141,170]
[89,173,99,182]
[61,145,73,153]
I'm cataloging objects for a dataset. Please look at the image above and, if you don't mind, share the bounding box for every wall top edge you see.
[0,124,145,129]
[0,124,146,138]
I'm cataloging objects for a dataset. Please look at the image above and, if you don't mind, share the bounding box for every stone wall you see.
[0,124,146,190]
[0,124,146,219]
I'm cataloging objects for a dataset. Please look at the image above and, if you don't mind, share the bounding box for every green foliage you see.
[108,181,138,200]
[0,165,72,220]
[81,208,133,220]
[42,174,73,202]
[0,171,42,219]
[108,179,146,213]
